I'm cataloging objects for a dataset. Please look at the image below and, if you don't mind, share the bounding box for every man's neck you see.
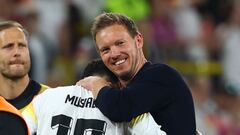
[120,59,147,87]
[0,75,30,100]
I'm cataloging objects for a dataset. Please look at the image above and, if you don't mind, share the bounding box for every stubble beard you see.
[2,70,28,81]
[1,64,30,81]
[118,70,133,82]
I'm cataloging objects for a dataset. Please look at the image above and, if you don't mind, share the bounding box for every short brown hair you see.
[0,21,28,37]
[91,12,139,42]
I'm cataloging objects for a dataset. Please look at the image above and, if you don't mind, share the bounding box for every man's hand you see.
[77,76,110,99]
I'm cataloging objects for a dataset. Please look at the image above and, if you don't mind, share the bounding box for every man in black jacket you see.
[79,12,196,135]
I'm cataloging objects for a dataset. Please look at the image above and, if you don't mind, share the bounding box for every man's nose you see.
[13,44,21,56]
[110,47,120,58]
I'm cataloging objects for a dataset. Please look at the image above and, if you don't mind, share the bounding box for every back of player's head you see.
[82,59,119,85]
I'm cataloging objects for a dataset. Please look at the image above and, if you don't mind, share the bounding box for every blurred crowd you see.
[1,0,240,134]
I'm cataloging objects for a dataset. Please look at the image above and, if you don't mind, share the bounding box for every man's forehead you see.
[0,28,27,48]
[0,27,25,40]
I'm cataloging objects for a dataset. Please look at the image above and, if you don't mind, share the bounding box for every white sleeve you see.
[128,113,167,135]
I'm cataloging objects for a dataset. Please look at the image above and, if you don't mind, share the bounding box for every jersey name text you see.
[65,94,95,108]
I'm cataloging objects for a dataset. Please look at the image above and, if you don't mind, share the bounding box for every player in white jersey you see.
[23,59,166,135]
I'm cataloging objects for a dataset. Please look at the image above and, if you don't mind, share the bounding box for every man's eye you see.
[116,41,124,46]
[2,43,13,49]
[19,43,26,48]
[101,48,109,54]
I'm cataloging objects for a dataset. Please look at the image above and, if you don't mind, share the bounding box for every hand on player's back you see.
[77,76,110,99]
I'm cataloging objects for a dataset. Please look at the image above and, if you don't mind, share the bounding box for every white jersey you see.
[23,85,166,135]
[128,113,166,135]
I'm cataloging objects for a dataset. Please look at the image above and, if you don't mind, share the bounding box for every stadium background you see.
[1,0,240,134]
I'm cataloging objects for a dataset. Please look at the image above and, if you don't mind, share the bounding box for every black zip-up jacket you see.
[95,62,196,135]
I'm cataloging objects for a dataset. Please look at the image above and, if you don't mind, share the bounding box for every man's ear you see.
[135,32,144,48]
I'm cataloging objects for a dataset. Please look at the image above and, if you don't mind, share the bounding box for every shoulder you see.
[144,62,178,73]
[37,83,50,94]
[36,85,75,98]
[138,62,181,79]
[40,84,50,91]
[0,112,28,135]
[31,86,78,113]
[35,85,92,101]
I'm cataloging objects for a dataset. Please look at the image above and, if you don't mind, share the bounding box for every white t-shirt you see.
[23,85,166,135]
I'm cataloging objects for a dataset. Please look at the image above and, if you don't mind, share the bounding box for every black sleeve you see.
[95,64,178,122]
[0,112,28,135]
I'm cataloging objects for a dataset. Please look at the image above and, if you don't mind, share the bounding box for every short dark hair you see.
[82,59,118,84]
[0,21,28,37]
[91,12,139,42]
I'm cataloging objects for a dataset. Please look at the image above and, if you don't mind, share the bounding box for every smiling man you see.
[79,12,197,135]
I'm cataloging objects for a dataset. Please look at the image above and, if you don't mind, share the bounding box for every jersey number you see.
[51,114,107,135]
